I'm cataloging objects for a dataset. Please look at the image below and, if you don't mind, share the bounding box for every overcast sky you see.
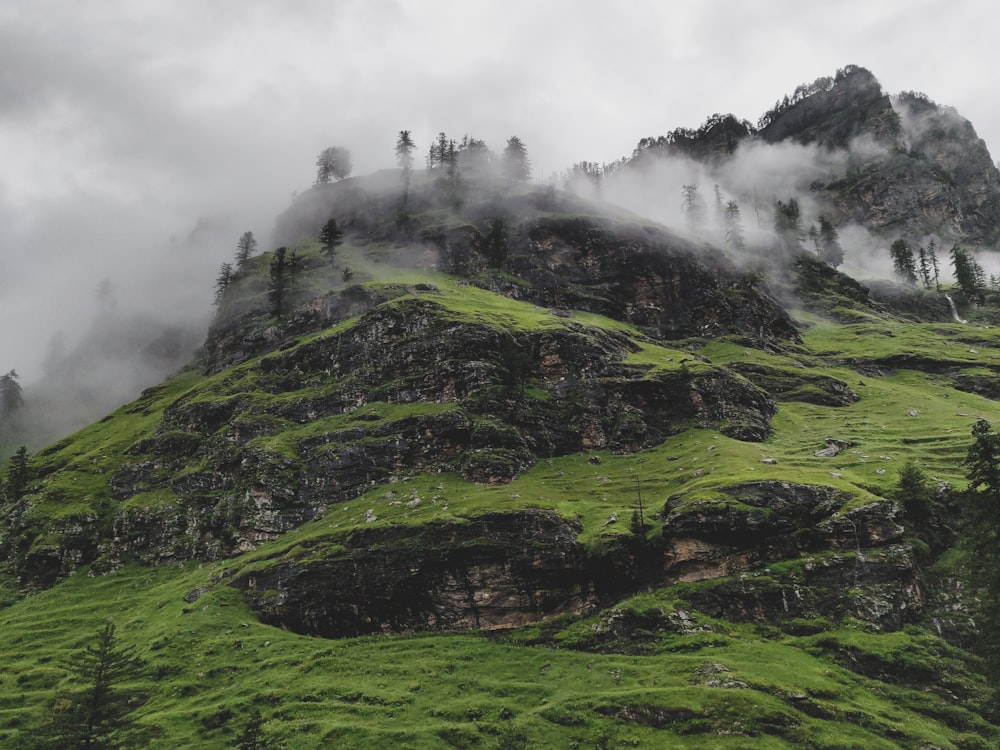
[2,0,998,382]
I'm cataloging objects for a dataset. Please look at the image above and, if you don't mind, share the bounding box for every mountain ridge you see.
[1,65,1000,747]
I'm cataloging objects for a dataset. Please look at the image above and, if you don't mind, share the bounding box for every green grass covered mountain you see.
[2,67,1000,748]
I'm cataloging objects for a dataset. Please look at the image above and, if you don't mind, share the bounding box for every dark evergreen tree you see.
[395,130,415,176]
[929,240,941,291]
[0,369,23,419]
[775,200,799,250]
[456,135,492,176]
[951,245,984,303]
[501,136,531,182]
[723,200,746,253]
[5,445,29,501]
[890,239,917,284]
[318,218,343,266]
[917,246,933,290]
[36,620,143,749]
[436,132,449,170]
[395,130,416,210]
[893,461,934,523]
[817,216,844,268]
[963,419,1000,680]
[681,185,704,233]
[774,199,802,253]
[314,146,352,184]
[214,263,234,305]
[234,231,257,269]
[482,218,509,268]
[267,247,291,316]
[442,139,461,207]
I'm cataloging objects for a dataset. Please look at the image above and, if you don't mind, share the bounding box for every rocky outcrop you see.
[227,482,919,638]
[504,217,799,344]
[7,293,778,577]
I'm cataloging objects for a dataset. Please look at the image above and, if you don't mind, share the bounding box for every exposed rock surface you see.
[229,482,918,637]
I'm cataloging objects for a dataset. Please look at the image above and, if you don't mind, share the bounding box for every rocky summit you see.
[2,66,1000,748]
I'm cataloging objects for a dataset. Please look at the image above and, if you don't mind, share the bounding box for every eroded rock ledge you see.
[229,482,916,638]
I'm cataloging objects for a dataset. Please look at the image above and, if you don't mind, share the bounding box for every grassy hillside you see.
[1,181,998,747]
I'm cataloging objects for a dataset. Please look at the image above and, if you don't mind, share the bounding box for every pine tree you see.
[817,216,844,268]
[0,370,23,419]
[774,199,801,253]
[890,239,917,284]
[37,620,143,749]
[723,200,746,253]
[681,185,704,233]
[917,246,932,290]
[214,263,234,305]
[482,218,508,268]
[929,239,941,291]
[963,419,1000,680]
[395,130,415,176]
[267,247,291,317]
[5,445,29,501]
[501,136,531,182]
[951,245,984,303]
[318,218,343,266]
[395,130,416,211]
[234,231,257,269]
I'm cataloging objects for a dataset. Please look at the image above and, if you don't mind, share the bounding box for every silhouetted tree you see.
[951,245,984,303]
[482,218,509,268]
[315,146,352,184]
[395,130,415,176]
[234,231,257,269]
[267,247,292,316]
[681,185,704,233]
[214,263,234,305]
[0,370,23,419]
[456,135,493,176]
[774,199,801,253]
[890,239,917,284]
[36,620,143,749]
[5,445,29,501]
[395,130,416,210]
[723,201,746,253]
[963,419,1000,680]
[817,216,844,268]
[917,246,933,290]
[928,239,941,291]
[501,136,531,182]
[319,218,343,266]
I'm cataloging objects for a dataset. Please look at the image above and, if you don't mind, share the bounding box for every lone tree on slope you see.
[35,620,144,748]
[319,218,343,266]
[234,231,257,269]
[214,263,234,305]
[817,216,844,268]
[315,146,352,184]
[0,370,23,420]
[501,136,531,182]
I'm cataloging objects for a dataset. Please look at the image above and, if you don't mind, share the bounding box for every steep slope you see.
[630,64,1000,247]
[0,174,998,747]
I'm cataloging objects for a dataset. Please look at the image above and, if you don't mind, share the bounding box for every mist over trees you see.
[315,146,352,184]
[319,218,343,266]
[234,231,258,269]
[502,136,531,182]
[0,371,23,421]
